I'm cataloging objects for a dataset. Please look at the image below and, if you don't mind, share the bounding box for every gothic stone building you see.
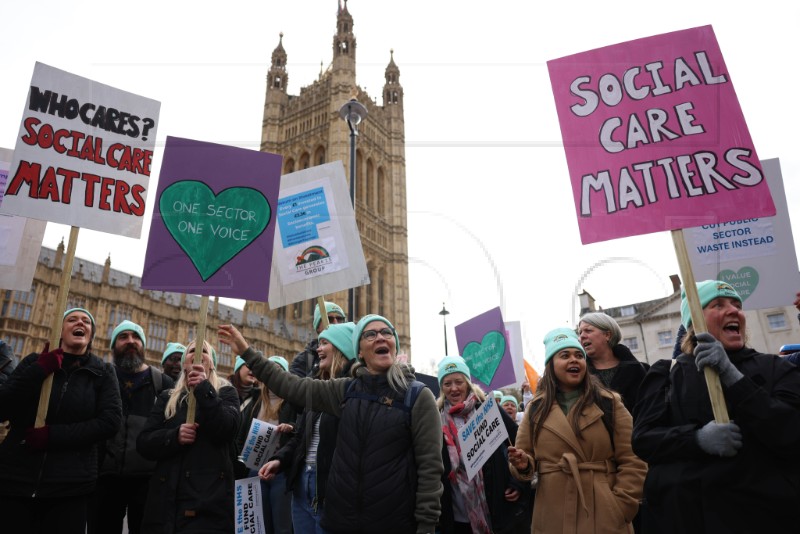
[1,2,412,367]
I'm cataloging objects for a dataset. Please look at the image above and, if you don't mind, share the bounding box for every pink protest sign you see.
[548,25,775,244]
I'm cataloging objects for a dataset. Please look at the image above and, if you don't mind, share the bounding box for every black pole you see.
[347,119,357,320]
[443,316,448,355]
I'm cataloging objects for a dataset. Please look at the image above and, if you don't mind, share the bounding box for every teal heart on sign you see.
[159,181,271,281]
[717,267,759,302]
[461,330,506,386]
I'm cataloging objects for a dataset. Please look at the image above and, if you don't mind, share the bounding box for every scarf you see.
[441,393,492,534]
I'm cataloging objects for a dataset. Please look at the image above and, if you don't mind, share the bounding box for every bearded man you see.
[88,320,174,534]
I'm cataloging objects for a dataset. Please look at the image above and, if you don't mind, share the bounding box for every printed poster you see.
[240,419,281,472]
[0,62,161,238]
[268,161,369,309]
[0,147,46,291]
[685,158,800,309]
[234,477,265,534]
[547,26,775,244]
[457,396,509,480]
[454,307,516,392]
[141,136,282,301]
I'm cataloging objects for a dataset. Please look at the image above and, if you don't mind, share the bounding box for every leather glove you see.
[36,348,64,376]
[694,333,743,386]
[24,426,50,451]
[696,420,742,457]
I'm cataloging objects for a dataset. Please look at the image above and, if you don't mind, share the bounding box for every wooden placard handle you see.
[186,295,210,425]
[671,229,729,423]
[35,226,80,429]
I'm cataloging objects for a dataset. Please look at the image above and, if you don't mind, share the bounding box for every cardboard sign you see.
[0,147,46,291]
[455,307,516,392]
[685,158,800,309]
[268,161,369,309]
[0,62,160,238]
[548,26,775,244]
[240,419,281,472]
[141,136,282,300]
[457,396,509,480]
[234,477,265,534]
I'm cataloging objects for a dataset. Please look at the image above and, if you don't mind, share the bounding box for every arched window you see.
[377,167,386,213]
[365,159,374,208]
[299,152,310,170]
[284,158,295,174]
[314,146,326,166]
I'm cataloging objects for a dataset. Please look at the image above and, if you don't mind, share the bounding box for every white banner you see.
[240,419,281,472]
[0,62,160,238]
[685,158,800,310]
[458,396,509,480]
[268,161,369,309]
[234,476,265,534]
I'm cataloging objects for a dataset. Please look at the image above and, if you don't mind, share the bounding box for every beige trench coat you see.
[511,390,646,534]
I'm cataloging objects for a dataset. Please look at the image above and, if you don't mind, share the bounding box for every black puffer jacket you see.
[589,343,648,415]
[290,339,319,377]
[137,381,240,534]
[633,348,800,533]
[0,351,122,498]
[100,367,174,477]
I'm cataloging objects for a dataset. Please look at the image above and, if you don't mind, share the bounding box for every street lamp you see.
[339,97,368,320]
[439,302,450,355]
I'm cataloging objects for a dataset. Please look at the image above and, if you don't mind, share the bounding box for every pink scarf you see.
[441,393,492,534]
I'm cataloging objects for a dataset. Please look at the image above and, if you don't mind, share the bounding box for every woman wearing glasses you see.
[218,314,443,534]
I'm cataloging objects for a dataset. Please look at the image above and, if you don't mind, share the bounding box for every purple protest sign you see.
[547,25,775,244]
[454,307,516,391]
[141,136,282,301]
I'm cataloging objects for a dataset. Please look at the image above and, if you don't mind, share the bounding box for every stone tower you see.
[246,1,412,355]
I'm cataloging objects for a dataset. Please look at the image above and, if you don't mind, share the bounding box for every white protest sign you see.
[268,161,369,309]
[0,147,46,291]
[240,419,281,472]
[504,321,525,388]
[234,476,265,534]
[685,158,800,309]
[0,62,160,238]
[458,395,509,480]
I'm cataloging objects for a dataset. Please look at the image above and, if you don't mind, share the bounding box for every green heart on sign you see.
[717,267,759,302]
[159,181,271,281]
[461,330,506,386]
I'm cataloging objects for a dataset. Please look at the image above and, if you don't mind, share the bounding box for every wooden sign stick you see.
[671,229,730,423]
[186,295,210,425]
[317,295,330,330]
[35,226,80,428]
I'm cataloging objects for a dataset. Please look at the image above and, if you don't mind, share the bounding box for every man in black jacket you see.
[89,320,173,534]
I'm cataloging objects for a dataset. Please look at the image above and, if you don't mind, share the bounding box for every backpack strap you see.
[150,367,164,393]
[342,379,427,414]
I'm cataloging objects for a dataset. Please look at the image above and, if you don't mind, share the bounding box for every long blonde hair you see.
[164,339,230,420]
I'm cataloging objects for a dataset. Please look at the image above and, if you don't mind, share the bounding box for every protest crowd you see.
[0,285,799,534]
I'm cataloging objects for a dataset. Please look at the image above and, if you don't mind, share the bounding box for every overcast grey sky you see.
[3,0,798,375]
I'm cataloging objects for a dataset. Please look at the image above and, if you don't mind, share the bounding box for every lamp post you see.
[339,97,368,320]
[439,302,450,356]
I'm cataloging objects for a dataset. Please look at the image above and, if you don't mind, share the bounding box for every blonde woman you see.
[137,340,240,534]
[259,322,357,533]
[235,356,297,534]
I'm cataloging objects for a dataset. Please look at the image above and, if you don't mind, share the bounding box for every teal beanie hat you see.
[110,320,146,349]
[493,390,503,400]
[269,356,289,371]
[234,355,247,373]
[543,327,585,365]
[437,355,471,384]
[161,342,186,364]
[681,280,742,328]
[319,322,357,361]
[314,301,346,331]
[353,314,400,354]
[500,395,519,409]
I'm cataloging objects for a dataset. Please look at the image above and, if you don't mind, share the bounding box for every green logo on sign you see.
[462,330,506,386]
[717,267,759,302]
[159,181,271,281]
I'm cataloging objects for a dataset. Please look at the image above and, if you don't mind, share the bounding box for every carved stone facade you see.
[249,1,412,353]
[0,245,311,373]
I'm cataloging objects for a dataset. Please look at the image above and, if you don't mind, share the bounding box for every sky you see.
[3,1,799,376]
